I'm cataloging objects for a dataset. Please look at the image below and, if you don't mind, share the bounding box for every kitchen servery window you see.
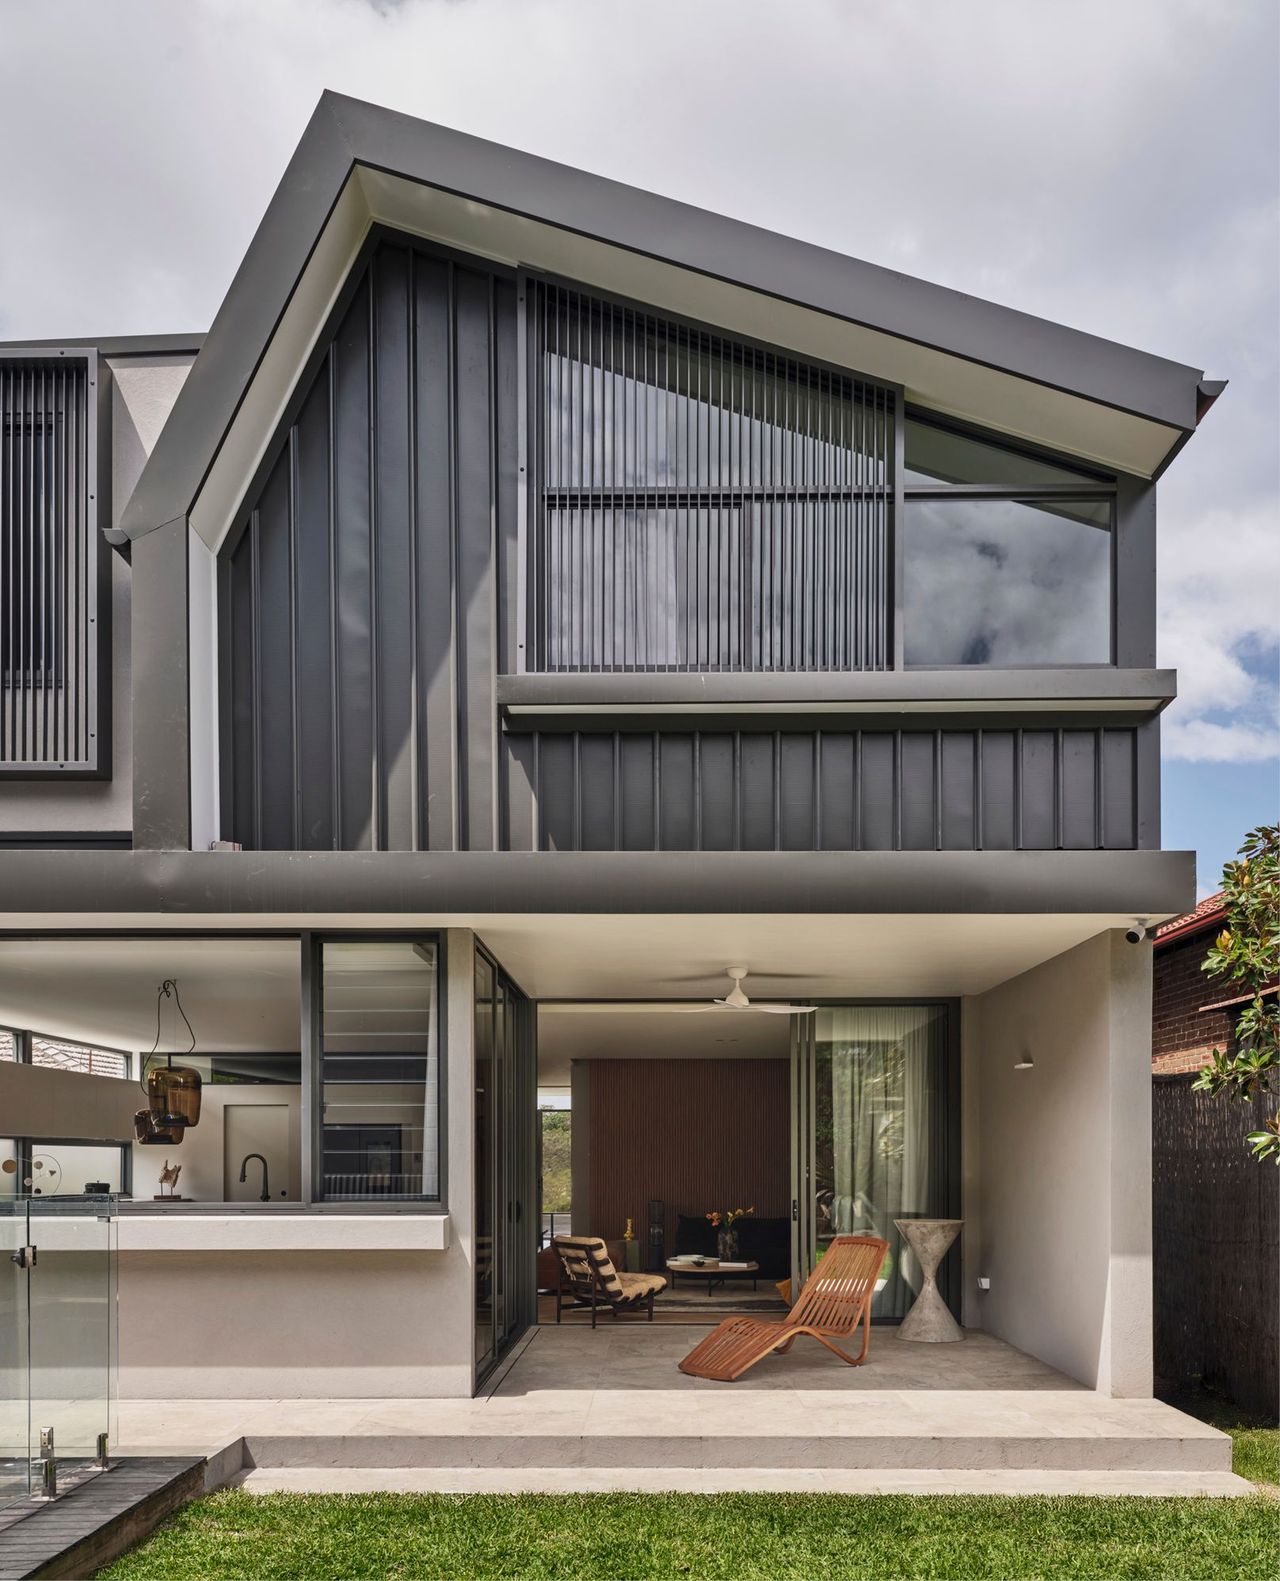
[318,939,441,1202]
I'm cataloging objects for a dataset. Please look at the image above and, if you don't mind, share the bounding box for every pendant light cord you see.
[139,978,197,1094]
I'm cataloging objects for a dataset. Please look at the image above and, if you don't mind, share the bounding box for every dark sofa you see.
[673,1213,790,1280]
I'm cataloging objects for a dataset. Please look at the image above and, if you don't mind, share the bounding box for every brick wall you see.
[1152,922,1231,1075]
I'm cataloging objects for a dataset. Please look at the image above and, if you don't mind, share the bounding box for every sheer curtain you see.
[814,1005,949,1320]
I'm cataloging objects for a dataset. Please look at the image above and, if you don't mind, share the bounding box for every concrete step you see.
[236,1427,1230,1474]
[238,1466,1257,1497]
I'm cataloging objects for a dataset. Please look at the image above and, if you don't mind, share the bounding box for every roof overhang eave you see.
[116,90,1221,548]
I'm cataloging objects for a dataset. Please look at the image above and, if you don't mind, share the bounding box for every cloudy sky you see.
[2,0,1275,889]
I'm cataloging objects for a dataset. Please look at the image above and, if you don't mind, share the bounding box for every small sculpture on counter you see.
[155,1159,183,1201]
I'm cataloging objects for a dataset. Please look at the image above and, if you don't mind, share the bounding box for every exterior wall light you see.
[1013,1054,1034,1071]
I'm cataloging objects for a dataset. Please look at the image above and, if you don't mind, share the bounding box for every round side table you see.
[893,1218,964,1342]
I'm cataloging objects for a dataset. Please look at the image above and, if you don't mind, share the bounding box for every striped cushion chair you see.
[552,1235,666,1327]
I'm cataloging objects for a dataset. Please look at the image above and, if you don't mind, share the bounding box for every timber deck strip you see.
[0,1457,204,1580]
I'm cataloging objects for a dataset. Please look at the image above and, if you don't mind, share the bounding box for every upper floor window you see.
[0,353,103,771]
[526,281,895,673]
[902,417,1114,667]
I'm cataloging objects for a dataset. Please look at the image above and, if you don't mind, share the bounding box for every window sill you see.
[114,1212,450,1253]
[498,669,1175,719]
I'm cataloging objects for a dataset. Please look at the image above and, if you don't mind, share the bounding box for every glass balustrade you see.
[0,1194,116,1510]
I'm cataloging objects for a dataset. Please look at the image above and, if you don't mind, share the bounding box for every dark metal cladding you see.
[501,726,1139,853]
[220,238,516,852]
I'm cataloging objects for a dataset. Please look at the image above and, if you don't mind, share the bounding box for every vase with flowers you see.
[706,1205,754,1261]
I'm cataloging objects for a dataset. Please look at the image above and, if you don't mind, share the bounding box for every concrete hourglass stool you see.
[893,1218,964,1342]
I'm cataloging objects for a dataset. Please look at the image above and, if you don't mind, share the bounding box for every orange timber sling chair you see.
[678,1234,889,1381]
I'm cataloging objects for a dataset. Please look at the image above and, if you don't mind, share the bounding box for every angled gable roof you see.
[118,90,1223,549]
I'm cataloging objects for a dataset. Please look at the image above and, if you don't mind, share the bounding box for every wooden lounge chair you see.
[552,1235,667,1327]
[678,1234,889,1381]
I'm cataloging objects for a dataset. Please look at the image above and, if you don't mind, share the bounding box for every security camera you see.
[1125,920,1150,945]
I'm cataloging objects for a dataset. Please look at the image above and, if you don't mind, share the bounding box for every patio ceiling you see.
[0,911,1138,1020]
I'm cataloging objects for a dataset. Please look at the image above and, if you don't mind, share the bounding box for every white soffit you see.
[361,169,1178,477]
[190,166,1179,549]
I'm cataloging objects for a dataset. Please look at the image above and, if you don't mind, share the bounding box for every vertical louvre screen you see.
[1,355,97,770]
[529,282,894,672]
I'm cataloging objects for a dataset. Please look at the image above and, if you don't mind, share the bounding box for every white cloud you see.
[0,0,1276,763]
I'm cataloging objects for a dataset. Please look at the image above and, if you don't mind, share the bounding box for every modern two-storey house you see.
[1,93,1222,1418]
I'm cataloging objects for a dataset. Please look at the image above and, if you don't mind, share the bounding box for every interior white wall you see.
[0,1060,137,1143]
[969,929,1153,1396]
[115,927,479,1400]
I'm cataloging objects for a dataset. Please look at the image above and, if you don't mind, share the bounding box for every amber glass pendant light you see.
[136,978,203,1145]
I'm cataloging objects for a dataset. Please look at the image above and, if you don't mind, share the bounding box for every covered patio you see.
[112,1324,1241,1496]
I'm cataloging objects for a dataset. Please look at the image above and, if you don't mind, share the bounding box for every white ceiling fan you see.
[677,967,816,1015]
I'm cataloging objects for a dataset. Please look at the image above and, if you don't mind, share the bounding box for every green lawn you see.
[99,1490,1280,1581]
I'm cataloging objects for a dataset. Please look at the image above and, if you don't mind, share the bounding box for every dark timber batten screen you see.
[1153,1074,1279,1418]
[1,354,103,773]
[527,280,895,673]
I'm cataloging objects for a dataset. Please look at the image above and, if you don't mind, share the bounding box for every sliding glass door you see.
[791,1004,957,1321]
[474,946,536,1383]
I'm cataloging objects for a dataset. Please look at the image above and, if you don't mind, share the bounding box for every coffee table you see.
[665,1258,759,1296]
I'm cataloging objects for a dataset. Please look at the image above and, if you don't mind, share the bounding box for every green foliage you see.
[1191,825,1280,1163]
[540,1108,571,1213]
[99,1489,1280,1580]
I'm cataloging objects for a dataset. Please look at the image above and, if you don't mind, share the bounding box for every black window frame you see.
[899,409,1119,671]
[305,930,447,1209]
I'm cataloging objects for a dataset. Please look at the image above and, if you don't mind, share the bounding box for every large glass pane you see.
[811,1005,951,1321]
[904,417,1105,489]
[27,1195,115,1478]
[904,497,1111,665]
[30,1037,129,1080]
[0,1197,29,1508]
[27,1143,124,1198]
[320,941,440,1201]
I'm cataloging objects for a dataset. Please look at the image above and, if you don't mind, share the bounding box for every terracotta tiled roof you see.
[1155,891,1227,946]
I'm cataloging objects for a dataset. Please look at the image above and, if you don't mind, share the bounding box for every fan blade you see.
[670,1004,727,1013]
[751,1004,817,1014]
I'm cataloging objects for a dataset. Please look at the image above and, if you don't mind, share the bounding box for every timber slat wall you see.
[587,1057,790,1256]
[1153,1075,1279,1418]
[504,725,1138,852]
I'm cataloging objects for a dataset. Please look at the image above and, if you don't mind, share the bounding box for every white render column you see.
[970,929,1154,1397]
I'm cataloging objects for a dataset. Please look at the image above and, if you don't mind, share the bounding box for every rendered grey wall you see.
[969,930,1153,1396]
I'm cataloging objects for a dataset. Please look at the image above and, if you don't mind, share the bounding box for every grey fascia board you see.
[333,93,1206,428]
[117,90,1214,541]
[118,95,356,541]
[497,669,1177,716]
[0,333,205,356]
[0,848,1194,920]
